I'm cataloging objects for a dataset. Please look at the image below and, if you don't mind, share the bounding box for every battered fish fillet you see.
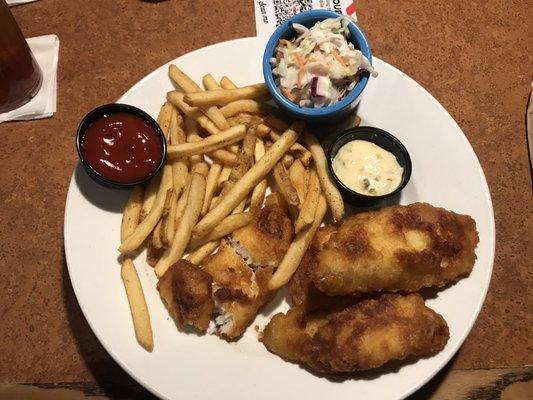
[288,226,355,312]
[203,241,274,339]
[262,293,449,373]
[313,203,479,296]
[230,204,294,267]
[157,260,214,331]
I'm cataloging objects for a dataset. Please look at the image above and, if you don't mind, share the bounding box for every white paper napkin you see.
[0,34,59,123]
[7,0,40,6]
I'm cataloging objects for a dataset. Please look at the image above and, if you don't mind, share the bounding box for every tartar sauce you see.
[332,140,403,196]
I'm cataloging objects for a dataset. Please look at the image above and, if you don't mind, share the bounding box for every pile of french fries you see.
[118,65,360,351]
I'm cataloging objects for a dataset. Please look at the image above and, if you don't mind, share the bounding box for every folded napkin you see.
[6,0,40,5]
[0,34,59,123]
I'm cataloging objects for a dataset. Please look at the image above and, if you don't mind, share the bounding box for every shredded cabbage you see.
[271,17,377,108]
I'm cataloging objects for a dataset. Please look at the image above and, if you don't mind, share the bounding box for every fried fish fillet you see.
[203,241,274,339]
[313,203,479,296]
[288,226,355,312]
[230,204,294,267]
[157,260,214,331]
[262,293,449,373]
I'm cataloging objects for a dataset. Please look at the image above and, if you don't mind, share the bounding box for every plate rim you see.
[64,36,495,400]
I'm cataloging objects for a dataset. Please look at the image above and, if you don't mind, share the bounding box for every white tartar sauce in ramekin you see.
[332,140,403,196]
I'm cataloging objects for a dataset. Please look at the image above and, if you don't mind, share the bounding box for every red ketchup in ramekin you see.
[77,104,166,187]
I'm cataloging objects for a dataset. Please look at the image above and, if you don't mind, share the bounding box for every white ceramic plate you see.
[64,37,495,400]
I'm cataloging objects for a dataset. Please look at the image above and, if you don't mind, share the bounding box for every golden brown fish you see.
[312,203,479,296]
[230,203,294,267]
[157,260,214,331]
[201,203,294,339]
[262,293,449,373]
[288,225,355,312]
[203,241,273,339]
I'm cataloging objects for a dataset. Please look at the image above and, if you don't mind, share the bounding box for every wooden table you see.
[1,1,531,398]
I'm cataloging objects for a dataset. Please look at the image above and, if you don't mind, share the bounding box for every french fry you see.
[121,186,144,242]
[263,114,290,132]
[226,114,265,132]
[294,168,320,233]
[185,127,238,166]
[169,110,188,196]
[188,212,253,251]
[191,161,209,177]
[217,166,231,191]
[219,130,257,200]
[169,108,186,145]
[119,165,173,252]
[282,153,294,168]
[250,138,267,213]
[209,148,238,166]
[139,173,160,221]
[273,162,300,217]
[168,125,246,159]
[201,162,222,216]
[268,195,327,290]
[269,130,312,166]
[230,130,257,180]
[169,64,202,93]
[121,257,154,352]
[250,179,268,213]
[289,159,308,206]
[304,133,345,222]
[155,173,206,277]
[157,102,174,140]
[184,117,204,165]
[186,240,220,265]
[192,121,304,238]
[152,218,164,249]
[220,76,238,89]
[209,196,218,210]
[202,73,221,90]
[174,179,190,225]
[232,198,247,214]
[169,65,230,131]
[220,99,262,118]
[256,123,271,138]
[183,83,268,107]
[162,189,178,246]
[146,238,164,267]
[168,91,220,136]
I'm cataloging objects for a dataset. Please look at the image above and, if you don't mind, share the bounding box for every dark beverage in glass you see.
[0,0,42,113]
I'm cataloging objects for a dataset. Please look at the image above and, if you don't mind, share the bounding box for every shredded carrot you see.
[293,52,306,68]
[282,87,296,102]
[331,49,346,67]
[297,69,305,88]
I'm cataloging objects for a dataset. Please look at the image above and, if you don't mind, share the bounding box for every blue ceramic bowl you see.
[262,9,373,123]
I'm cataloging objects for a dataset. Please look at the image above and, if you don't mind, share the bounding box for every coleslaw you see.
[270,17,377,108]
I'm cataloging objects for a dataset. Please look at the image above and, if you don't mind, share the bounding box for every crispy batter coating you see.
[231,204,294,267]
[313,203,479,295]
[262,293,449,373]
[288,226,355,312]
[203,241,273,339]
[157,260,214,331]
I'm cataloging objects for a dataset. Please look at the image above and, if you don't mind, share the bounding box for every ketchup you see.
[80,113,163,184]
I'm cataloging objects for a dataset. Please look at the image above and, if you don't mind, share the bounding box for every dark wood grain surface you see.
[0,0,531,398]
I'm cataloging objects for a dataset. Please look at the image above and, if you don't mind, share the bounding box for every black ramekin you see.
[76,103,167,189]
[327,126,412,207]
